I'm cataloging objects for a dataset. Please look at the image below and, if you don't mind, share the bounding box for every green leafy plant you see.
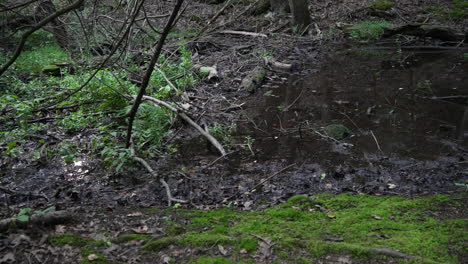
[16,206,56,222]
[209,123,237,147]
[243,136,255,155]
[449,0,468,20]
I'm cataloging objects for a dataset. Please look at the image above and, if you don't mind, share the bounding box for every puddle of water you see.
[239,49,468,162]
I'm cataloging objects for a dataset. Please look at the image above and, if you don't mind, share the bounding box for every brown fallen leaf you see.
[292,206,301,211]
[132,225,151,234]
[327,215,336,219]
[239,248,248,254]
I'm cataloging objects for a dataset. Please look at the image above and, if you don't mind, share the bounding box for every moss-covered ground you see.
[49,193,466,263]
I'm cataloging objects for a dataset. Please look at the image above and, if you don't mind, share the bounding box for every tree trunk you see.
[35,1,69,49]
[288,0,311,31]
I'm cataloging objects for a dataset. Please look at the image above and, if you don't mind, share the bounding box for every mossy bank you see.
[49,193,467,263]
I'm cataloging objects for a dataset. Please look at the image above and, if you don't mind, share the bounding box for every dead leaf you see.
[325,237,344,242]
[218,245,228,256]
[0,252,15,263]
[291,206,301,211]
[327,215,336,219]
[243,201,253,210]
[371,214,383,220]
[161,255,171,264]
[55,225,66,233]
[239,248,248,254]
[127,212,143,217]
[87,254,99,261]
[132,225,151,234]
[255,235,274,261]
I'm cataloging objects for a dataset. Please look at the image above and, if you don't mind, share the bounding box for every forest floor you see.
[1,0,468,263]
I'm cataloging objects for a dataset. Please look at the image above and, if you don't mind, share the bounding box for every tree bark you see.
[288,0,311,31]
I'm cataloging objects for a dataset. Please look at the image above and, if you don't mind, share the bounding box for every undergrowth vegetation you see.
[350,20,393,40]
[0,31,198,171]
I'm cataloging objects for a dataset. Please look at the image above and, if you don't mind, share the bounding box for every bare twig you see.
[0,0,85,76]
[125,0,185,147]
[218,30,268,38]
[129,141,187,206]
[196,0,235,38]
[141,95,226,156]
[370,130,383,153]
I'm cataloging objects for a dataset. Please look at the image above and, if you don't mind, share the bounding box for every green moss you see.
[350,20,393,40]
[371,0,394,10]
[190,256,235,264]
[113,234,150,244]
[49,234,89,247]
[236,237,257,252]
[166,224,186,236]
[13,45,69,73]
[178,193,466,263]
[182,232,233,246]
[142,237,178,252]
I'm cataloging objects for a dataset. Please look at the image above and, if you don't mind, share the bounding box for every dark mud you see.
[165,47,468,206]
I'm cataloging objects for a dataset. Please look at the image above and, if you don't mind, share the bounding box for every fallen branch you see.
[141,95,226,156]
[196,0,235,38]
[218,30,268,38]
[264,57,292,71]
[129,142,187,206]
[0,210,73,232]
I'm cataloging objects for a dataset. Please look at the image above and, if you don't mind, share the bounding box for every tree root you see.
[129,142,187,206]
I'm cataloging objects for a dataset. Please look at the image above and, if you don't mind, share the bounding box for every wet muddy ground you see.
[1,1,468,262]
[170,47,468,206]
[2,46,468,214]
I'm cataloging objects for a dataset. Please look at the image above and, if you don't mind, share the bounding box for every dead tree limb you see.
[141,95,226,156]
[129,142,187,206]
[0,210,73,232]
[125,0,185,147]
[0,0,84,76]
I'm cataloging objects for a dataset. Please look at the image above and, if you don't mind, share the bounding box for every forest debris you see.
[218,245,228,256]
[383,24,463,41]
[0,252,15,263]
[240,66,266,93]
[252,235,274,261]
[264,57,292,71]
[218,30,268,38]
[0,210,73,232]
[140,95,226,156]
[87,254,99,261]
[372,214,383,220]
[194,64,219,80]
